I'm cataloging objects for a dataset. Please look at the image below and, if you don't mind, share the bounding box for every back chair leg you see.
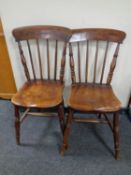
[60,108,73,156]
[14,105,20,145]
[58,103,65,135]
[98,113,102,119]
[113,111,120,160]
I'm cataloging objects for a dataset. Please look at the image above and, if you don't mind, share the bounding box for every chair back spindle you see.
[46,39,50,80]
[77,42,81,83]
[85,40,89,82]
[100,41,109,84]
[54,40,58,80]
[26,40,36,80]
[93,41,99,83]
[69,28,126,85]
[13,26,71,83]
[36,39,43,79]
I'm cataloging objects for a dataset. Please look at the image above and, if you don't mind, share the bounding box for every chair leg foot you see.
[115,149,120,160]
[60,145,66,156]
[16,137,20,145]
[113,112,120,160]
[60,143,69,155]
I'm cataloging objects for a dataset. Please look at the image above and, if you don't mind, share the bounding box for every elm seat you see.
[68,84,121,112]
[12,80,64,108]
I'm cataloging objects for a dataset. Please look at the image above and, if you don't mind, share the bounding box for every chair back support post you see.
[18,41,31,81]
[69,43,76,83]
[60,43,67,83]
[107,43,120,85]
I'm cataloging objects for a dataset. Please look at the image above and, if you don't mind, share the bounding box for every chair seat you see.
[67,84,121,112]
[12,80,64,108]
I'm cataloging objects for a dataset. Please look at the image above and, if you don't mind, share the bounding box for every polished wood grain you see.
[70,28,126,43]
[12,25,71,42]
[12,25,71,144]
[68,84,121,112]
[61,28,126,160]
[12,80,64,108]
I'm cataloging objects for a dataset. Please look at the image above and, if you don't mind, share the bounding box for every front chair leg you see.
[60,108,73,156]
[113,111,120,160]
[58,104,65,135]
[14,105,20,145]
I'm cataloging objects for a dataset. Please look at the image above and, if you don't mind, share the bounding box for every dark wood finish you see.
[85,41,89,82]
[69,28,126,84]
[107,43,120,85]
[14,105,20,144]
[46,39,50,80]
[100,41,109,84]
[54,40,58,80]
[18,42,31,81]
[27,40,36,80]
[93,41,99,83]
[69,43,76,83]
[61,28,126,159]
[12,25,71,144]
[36,39,43,79]
[61,108,73,155]
[58,103,65,134]
[60,43,67,82]
[70,28,126,43]
[12,25,71,42]
[77,42,81,82]
[113,112,120,160]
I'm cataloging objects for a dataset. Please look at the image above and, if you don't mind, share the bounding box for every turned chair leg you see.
[14,105,20,145]
[60,108,73,156]
[113,112,120,160]
[58,104,65,135]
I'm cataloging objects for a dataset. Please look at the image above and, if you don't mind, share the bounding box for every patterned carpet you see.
[0,100,131,175]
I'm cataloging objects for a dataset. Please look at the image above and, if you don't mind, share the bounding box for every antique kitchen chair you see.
[61,28,126,159]
[12,25,71,144]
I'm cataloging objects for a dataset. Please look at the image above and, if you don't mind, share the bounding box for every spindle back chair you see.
[11,25,71,144]
[61,28,126,159]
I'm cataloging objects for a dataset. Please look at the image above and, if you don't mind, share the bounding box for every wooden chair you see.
[61,28,126,159]
[12,25,71,144]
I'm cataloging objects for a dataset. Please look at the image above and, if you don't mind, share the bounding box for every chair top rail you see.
[12,25,71,42]
[70,28,126,43]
